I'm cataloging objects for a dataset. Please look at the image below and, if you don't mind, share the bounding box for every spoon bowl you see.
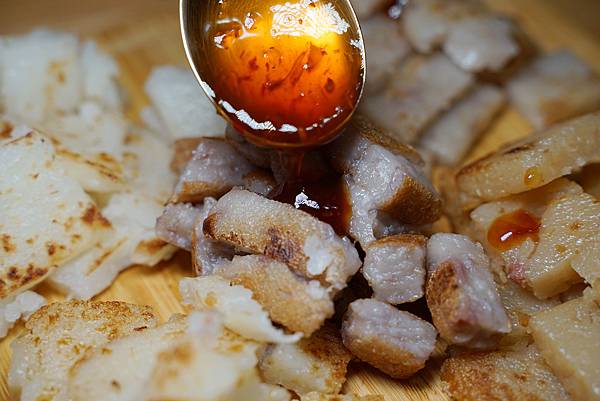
[180,0,366,148]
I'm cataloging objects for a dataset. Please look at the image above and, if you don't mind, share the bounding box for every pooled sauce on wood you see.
[273,152,351,235]
[487,209,541,251]
[196,0,364,148]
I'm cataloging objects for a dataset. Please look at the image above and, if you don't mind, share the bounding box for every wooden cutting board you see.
[0,1,599,399]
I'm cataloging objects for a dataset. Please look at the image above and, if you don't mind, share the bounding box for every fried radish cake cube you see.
[215,255,334,336]
[362,234,426,304]
[426,233,510,348]
[341,299,437,379]
[203,189,361,291]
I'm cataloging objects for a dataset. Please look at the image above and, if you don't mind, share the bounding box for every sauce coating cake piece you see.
[426,233,510,349]
[514,190,599,298]
[341,299,437,379]
[470,179,599,299]
[362,234,427,304]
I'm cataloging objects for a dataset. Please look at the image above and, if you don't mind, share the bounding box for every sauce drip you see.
[523,166,543,188]
[487,209,541,251]
[273,152,351,235]
[196,0,364,148]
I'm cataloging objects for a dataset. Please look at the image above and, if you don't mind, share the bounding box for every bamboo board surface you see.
[0,0,599,399]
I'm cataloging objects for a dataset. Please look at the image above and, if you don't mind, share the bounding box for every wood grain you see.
[0,1,599,400]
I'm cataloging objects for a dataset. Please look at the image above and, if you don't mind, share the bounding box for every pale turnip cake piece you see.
[67,313,283,401]
[203,189,361,291]
[155,203,202,252]
[362,234,427,304]
[443,16,520,73]
[144,66,226,140]
[530,290,600,401]
[401,0,486,53]
[121,127,176,204]
[0,130,111,301]
[361,15,411,94]
[508,51,600,129]
[0,291,46,338]
[79,40,123,111]
[170,138,257,203]
[214,255,334,336]
[360,53,473,143]
[49,192,176,300]
[419,85,505,165]
[0,30,82,123]
[456,111,600,209]
[42,101,128,193]
[426,233,510,348]
[259,324,352,395]
[8,301,158,401]
[0,32,122,121]
[341,299,437,379]
[441,344,572,401]
[190,197,236,276]
[328,117,442,247]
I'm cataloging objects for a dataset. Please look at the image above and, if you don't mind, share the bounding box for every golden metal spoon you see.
[180,0,366,148]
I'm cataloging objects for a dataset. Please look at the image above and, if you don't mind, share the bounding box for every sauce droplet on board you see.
[487,209,541,251]
[196,0,364,148]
